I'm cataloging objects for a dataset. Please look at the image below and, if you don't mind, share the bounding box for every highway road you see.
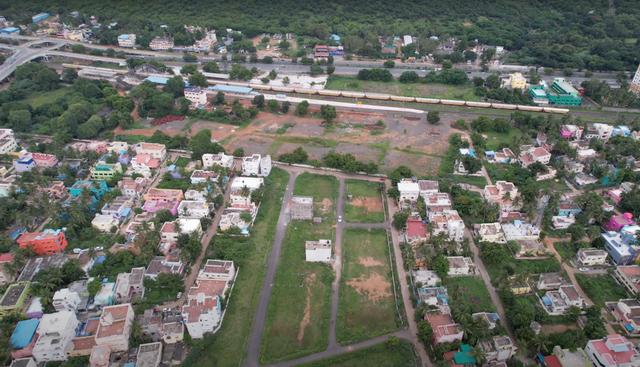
[0,34,625,87]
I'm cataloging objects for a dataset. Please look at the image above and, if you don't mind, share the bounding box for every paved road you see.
[245,171,298,367]
[328,178,345,348]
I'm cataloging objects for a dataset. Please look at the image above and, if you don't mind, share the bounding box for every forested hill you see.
[2,0,639,70]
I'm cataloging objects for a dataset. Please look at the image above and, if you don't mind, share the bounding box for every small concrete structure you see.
[305,239,332,262]
[291,196,313,220]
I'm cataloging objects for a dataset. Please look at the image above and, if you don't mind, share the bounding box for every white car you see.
[338,215,343,223]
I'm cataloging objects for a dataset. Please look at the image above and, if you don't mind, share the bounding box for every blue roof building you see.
[10,318,39,349]
[0,27,20,34]
[612,125,631,138]
[68,180,109,200]
[32,13,50,24]
[144,76,169,85]
[208,85,253,94]
[330,34,341,43]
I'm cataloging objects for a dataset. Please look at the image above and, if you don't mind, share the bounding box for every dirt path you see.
[346,272,391,302]
[298,273,316,342]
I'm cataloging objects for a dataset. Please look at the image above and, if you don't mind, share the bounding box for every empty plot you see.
[344,179,385,223]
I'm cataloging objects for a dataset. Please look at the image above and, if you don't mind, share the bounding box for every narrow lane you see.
[328,178,345,348]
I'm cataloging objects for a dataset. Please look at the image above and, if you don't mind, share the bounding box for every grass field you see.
[337,228,400,344]
[444,276,496,313]
[182,168,289,367]
[344,179,385,223]
[325,76,479,101]
[483,129,524,151]
[261,173,339,363]
[575,274,629,308]
[300,339,418,367]
[25,87,73,108]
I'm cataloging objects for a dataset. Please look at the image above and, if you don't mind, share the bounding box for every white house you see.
[501,221,540,241]
[541,285,585,315]
[446,256,475,276]
[184,87,208,106]
[202,152,234,169]
[584,123,613,141]
[398,179,420,205]
[52,288,81,312]
[576,248,608,266]
[585,334,640,367]
[178,200,211,219]
[182,293,221,339]
[418,180,439,199]
[117,34,136,47]
[190,170,219,185]
[480,336,518,363]
[242,154,271,176]
[32,311,79,362]
[0,129,17,154]
[519,146,551,167]
[230,177,264,191]
[552,215,576,230]
[305,240,332,262]
[134,143,167,161]
[475,223,506,243]
[197,259,236,282]
[484,181,520,212]
[428,210,465,242]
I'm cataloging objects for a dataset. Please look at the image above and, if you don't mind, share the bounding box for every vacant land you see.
[344,179,385,223]
[326,76,479,101]
[25,87,73,108]
[182,168,289,367]
[337,228,400,344]
[300,340,418,367]
[444,276,496,313]
[483,129,524,151]
[261,173,339,363]
[575,274,629,308]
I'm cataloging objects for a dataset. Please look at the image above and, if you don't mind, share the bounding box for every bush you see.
[357,68,393,82]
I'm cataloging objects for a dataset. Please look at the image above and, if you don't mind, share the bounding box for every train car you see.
[440,99,466,106]
[516,105,544,112]
[390,95,416,102]
[465,101,492,108]
[249,83,271,91]
[491,103,517,110]
[415,97,440,104]
[317,89,342,97]
[542,107,570,114]
[341,91,366,98]
[271,86,295,93]
[294,88,318,95]
[364,92,391,100]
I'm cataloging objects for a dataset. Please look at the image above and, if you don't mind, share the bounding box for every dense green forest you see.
[2,0,640,70]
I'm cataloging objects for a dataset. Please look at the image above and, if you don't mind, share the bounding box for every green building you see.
[90,161,122,180]
[528,78,582,106]
[0,281,30,317]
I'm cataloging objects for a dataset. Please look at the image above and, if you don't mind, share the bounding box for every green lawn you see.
[25,87,73,108]
[337,228,400,344]
[575,274,629,308]
[182,168,289,367]
[437,145,487,188]
[554,242,581,262]
[444,276,496,313]
[483,129,524,151]
[300,340,418,367]
[344,179,385,223]
[325,75,479,101]
[260,173,339,363]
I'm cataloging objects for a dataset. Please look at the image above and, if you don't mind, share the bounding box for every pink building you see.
[132,153,161,169]
[608,189,624,205]
[605,213,635,232]
[144,188,184,203]
[142,199,180,216]
[585,334,640,367]
[560,124,584,140]
[31,153,58,168]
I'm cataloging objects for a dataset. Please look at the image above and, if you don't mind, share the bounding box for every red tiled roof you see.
[406,217,427,239]
[544,355,562,367]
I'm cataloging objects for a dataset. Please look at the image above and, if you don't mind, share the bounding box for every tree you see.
[188,72,208,87]
[281,101,291,113]
[295,100,309,116]
[427,111,440,124]
[462,156,482,174]
[252,94,265,108]
[417,320,433,345]
[432,254,449,279]
[267,100,279,113]
[188,129,225,160]
[203,61,220,73]
[326,65,335,75]
[8,109,31,131]
[268,69,278,80]
[165,75,185,97]
[214,91,225,105]
[88,279,102,296]
[180,64,197,75]
[392,210,409,230]
[183,53,198,63]
[398,71,419,83]
[282,76,290,85]
[310,64,324,76]
[320,105,337,123]
[232,148,245,156]
[383,60,395,68]
[279,147,309,164]
[62,68,78,83]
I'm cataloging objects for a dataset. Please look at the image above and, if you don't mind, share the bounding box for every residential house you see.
[485,147,516,164]
[552,216,576,230]
[0,282,30,316]
[144,188,184,203]
[545,346,591,367]
[472,312,500,330]
[426,312,464,344]
[136,342,162,367]
[428,210,465,242]
[144,256,184,280]
[609,188,624,205]
[558,201,582,217]
[480,336,517,362]
[615,266,640,295]
[95,303,135,352]
[577,248,608,266]
[93,282,116,307]
[290,196,313,220]
[17,229,67,255]
[417,286,449,311]
[519,146,551,167]
[475,223,506,243]
[585,334,640,367]
[0,253,15,285]
[405,216,427,244]
[305,240,332,263]
[605,213,635,232]
[10,318,39,360]
[185,189,208,202]
[52,288,81,312]
[117,34,136,47]
[90,161,122,180]
[190,170,218,185]
[42,181,67,200]
[31,153,58,168]
[202,152,234,169]
[575,173,598,187]
[560,124,584,140]
[91,214,119,232]
[0,128,17,154]
[149,36,174,51]
[131,153,161,177]
[584,123,614,141]
[101,196,133,221]
[32,311,78,362]
[413,269,441,287]
[198,260,235,282]
[604,232,639,265]
[241,154,271,177]
[484,181,519,212]
[563,158,585,174]
[608,299,640,335]
[230,177,264,192]
[446,256,475,276]
[16,254,67,282]
[313,44,329,60]
[424,192,452,214]
[418,180,439,199]
[13,151,35,172]
[142,199,180,216]
[135,143,166,161]
[159,219,202,244]
[177,200,210,218]
[501,220,540,241]
[537,273,566,290]
[114,267,145,303]
[118,177,147,198]
[184,87,208,106]
[68,180,109,200]
[576,148,598,161]
[398,179,420,205]
[541,285,585,315]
